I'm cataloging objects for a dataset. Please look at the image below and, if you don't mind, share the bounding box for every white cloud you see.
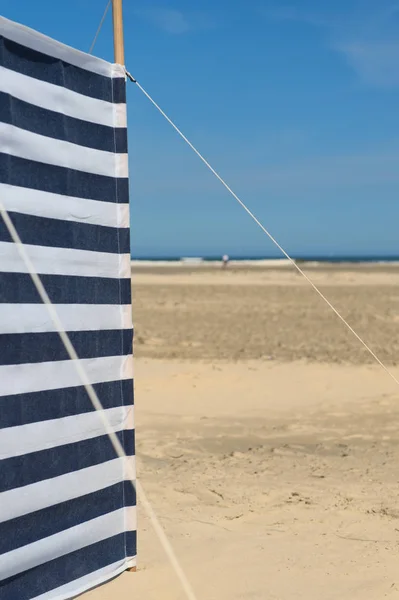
[334,40,399,87]
[134,7,214,35]
[261,1,399,88]
[245,152,399,191]
[135,8,190,34]
[261,4,333,28]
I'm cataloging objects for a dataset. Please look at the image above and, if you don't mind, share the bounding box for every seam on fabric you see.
[111,64,128,565]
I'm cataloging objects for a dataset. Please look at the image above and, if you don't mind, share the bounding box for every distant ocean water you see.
[132,255,399,263]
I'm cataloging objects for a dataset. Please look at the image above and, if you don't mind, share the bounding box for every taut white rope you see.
[89,0,111,54]
[0,203,199,600]
[129,76,399,389]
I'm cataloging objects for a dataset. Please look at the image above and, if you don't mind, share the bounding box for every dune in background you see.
[87,265,399,600]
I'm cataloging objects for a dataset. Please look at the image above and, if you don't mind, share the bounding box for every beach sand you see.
[86,265,399,600]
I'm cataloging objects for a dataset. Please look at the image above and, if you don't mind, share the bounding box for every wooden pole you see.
[112,0,125,65]
[112,0,136,574]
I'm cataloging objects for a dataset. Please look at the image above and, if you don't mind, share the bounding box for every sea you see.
[131,255,399,264]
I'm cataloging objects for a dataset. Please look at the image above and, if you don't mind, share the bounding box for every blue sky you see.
[3,0,399,257]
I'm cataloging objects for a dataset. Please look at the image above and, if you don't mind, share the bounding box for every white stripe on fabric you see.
[0,304,132,334]
[115,153,129,179]
[0,66,124,128]
[113,73,128,129]
[0,242,130,278]
[0,406,134,460]
[0,457,132,523]
[0,507,137,581]
[114,102,128,129]
[30,559,136,600]
[0,355,133,397]
[0,184,129,228]
[0,123,128,178]
[0,16,124,79]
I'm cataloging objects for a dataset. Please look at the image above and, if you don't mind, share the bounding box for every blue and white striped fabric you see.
[0,16,136,600]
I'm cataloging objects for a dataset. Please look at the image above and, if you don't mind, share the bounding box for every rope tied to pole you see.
[127,74,399,391]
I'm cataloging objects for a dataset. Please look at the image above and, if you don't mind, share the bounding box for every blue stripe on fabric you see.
[0,212,130,254]
[0,36,126,104]
[0,379,134,429]
[0,273,132,304]
[0,92,128,153]
[0,482,136,556]
[0,154,129,203]
[0,430,135,493]
[0,329,133,365]
[0,531,136,600]
[112,76,126,105]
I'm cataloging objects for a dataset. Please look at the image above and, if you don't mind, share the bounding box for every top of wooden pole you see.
[112,0,125,66]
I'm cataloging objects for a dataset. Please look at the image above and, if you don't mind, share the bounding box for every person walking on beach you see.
[222,254,229,269]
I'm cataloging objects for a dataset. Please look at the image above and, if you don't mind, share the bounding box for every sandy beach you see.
[87,264,399,600]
